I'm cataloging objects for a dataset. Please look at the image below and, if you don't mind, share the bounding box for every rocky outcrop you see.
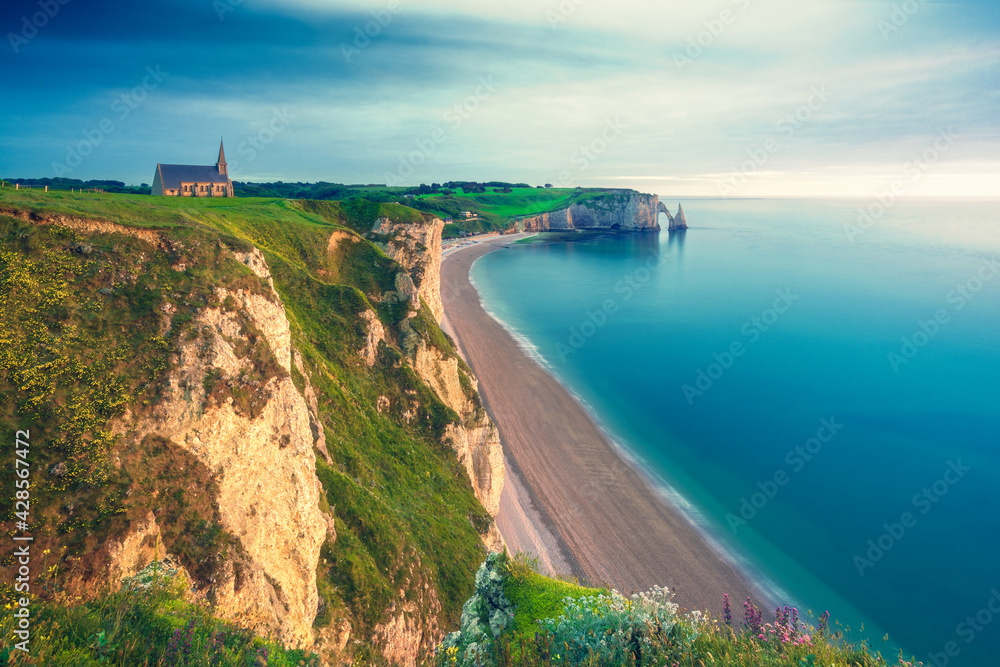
[516,191,662,232]
[372,552,443,667]
[658,202,688,231]
[671,203,688,231]
[416,343,504,518]
[371,217,444,322]
[106,512,164,585]
[293,350,332,464]
[379,216,506,540]
[113,248,328,649]
[359,309,387,367]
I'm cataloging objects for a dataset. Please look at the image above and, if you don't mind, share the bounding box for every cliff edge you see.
[516,191,662,232]
[0,192,510,666]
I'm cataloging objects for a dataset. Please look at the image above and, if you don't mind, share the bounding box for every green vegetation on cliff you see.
[437,554,921,667]
[0,188,495,663]
[0,564,318,666]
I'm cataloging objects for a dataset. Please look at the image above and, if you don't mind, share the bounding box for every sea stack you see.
[669,203,688,231]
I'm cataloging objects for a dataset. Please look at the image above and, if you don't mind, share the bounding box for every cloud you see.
[1,0,997,195]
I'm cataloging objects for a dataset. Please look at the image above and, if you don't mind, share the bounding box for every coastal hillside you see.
[0,189,503,665]
[513,192,666,233]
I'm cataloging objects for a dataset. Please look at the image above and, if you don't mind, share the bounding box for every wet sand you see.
[440,234,769,613]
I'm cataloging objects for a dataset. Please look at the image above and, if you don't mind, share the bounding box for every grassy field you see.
[0,183,624,240]
[410,187,601,237]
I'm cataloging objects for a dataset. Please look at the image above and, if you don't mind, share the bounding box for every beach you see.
[440,234,768,613]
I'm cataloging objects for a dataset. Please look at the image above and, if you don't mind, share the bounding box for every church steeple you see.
[216,139,227,176]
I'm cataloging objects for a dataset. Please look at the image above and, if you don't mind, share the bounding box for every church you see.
[151,141,234,197]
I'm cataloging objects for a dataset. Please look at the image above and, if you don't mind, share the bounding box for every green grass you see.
[414,187,578,218]
[413,187,577,237]
[0,566,318,666]
[439,555,922,667]
[405,187,630,237]
[0,188,496,663]
[500,555,603,635]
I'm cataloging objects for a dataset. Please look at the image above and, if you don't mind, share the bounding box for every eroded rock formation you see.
[372,216,444,322]
[517,192,662,232]
[365,217,506,542]
[658,201,688,231]
[112,248,328,649]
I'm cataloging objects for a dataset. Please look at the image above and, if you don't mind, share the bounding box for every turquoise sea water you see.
[470,198,1000,665]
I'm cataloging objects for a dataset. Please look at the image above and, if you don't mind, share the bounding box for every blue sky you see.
[1,0,997,196]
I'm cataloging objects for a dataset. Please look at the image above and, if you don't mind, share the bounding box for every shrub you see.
[439,552,515,666]
[436,555,923,667]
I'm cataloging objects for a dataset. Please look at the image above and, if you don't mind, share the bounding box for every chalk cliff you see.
[372,216,444,322]
[369,215,506,531]
[516,191,662,232]
[659,201,688,231]
[0,195,507,666]
[115,247,328,649]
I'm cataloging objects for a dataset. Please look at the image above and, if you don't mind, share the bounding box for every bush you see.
[435,555,923,667]
[439,552,515,666]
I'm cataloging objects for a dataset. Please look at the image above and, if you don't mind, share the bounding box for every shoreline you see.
[440,233,772,612]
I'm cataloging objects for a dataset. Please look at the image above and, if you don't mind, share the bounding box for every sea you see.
[468,198,1000,665]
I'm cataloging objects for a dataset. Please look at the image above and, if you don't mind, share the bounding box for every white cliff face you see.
[113,249,328,649]
[415,343,504,518]
[371,217,445,323]
[359,308,387,367]
[366,218,505,536]
[517,192,663,232]
[372,553,443,667]
[293,350,332,464]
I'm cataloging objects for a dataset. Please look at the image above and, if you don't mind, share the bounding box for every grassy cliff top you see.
[408,187,642,237]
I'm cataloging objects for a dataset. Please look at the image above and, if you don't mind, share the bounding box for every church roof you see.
[156,164,229,189]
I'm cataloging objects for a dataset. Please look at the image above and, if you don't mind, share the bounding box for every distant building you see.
[444,217,454,224]
[152,141,234,197]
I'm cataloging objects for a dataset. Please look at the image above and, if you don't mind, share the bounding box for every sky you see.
[1,0,998,197]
